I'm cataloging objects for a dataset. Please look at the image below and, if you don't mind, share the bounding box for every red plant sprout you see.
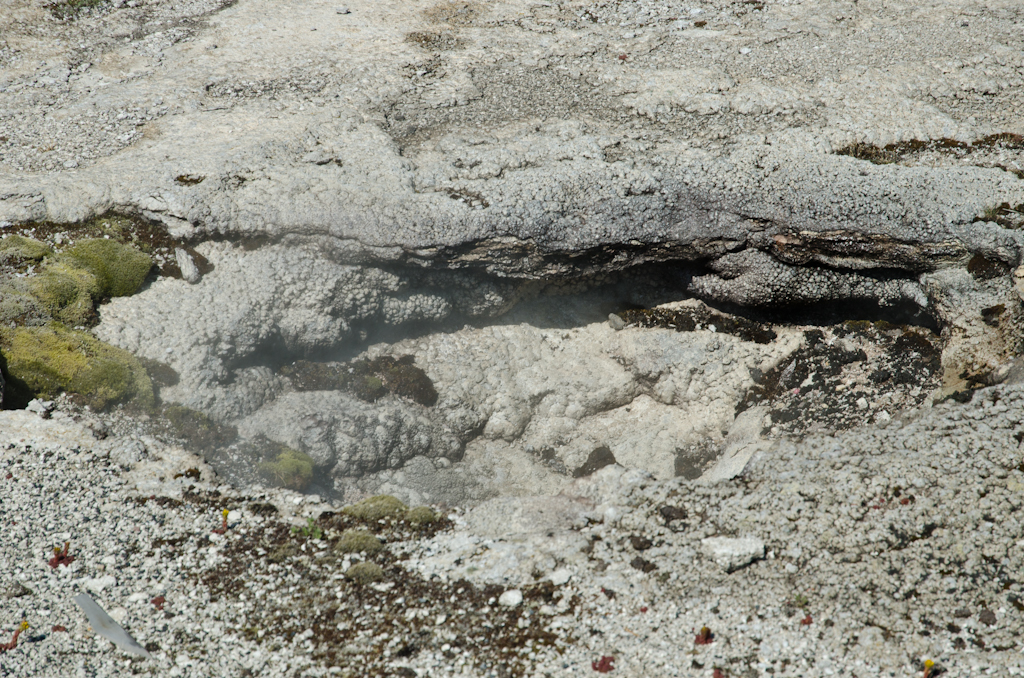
[51,625,67,633]
[695,626,714,645]
[0,622,29,653]
[640,606,648,613]
[713,669,725,678]
[212,509,229,535]
[48,542,75,568]
[151,596,166,610]
[592,656,615,673]
[800,614,813,626]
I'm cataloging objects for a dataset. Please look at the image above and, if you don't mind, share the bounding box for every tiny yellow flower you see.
[18,621,29,632]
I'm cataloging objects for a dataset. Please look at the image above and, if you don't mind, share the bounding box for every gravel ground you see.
[4,382,1024,677]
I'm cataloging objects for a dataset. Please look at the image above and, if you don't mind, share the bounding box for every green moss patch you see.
[0,235,53,262]
[281,354,438,406]
[335,529,384,555]
[258,447,315,492]
[342,495,409,522]
[405,506,438,527]
[27,261,100,326]
[345,562,385,585]
[62,239,153,298]
[2,213,212,280]
[3,228,158,329]
[0,323,153,411]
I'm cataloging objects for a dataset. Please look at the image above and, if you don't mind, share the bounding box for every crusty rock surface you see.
[4,1,1024,675]
[4,0,1024,499]
[2,0,1024,281]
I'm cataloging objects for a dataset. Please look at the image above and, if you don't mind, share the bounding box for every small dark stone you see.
[953,607,972,618]
[978,609,997,626]
[946,623,961,634]
[659,505,687,523]
[981,304,1006,328]
[248,501,279,516]
[573,445,617,478]
[629,556,657,573]
[629,535,653,551]
[967,253,1010,281]
[4,582,33,599]
[869,369,892,383]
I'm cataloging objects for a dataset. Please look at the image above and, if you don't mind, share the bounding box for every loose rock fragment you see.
[498,590,523,607]
[700,536,765,573]
[174,248,201,284]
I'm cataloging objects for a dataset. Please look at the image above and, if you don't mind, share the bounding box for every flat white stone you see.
[700,536,765,573]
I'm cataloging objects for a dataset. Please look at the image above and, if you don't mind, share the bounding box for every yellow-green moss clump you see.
[334,529,384,555]
[16,239,151,327]
[258,447,314,491]
[62,239,153,297]
[28,261,100,326]
[0,323,154,411]
[0,235,53,262]
[405,506,438,527]
[345,562,384,585]
[342,495,408,522]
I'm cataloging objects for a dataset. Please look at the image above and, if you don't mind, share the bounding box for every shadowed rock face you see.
[3,0,1024,503]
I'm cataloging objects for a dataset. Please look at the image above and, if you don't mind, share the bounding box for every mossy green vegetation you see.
[0,235,53,262]
[2,237,152,329]
[28,261,100,326]
[0,323,154,410]
[62,239,153,297]
[405,506,438,527]
[0,287,47,328]
[258,447,315,491]
[334,529,384,555]
[292,518,323,540]
[342,495,409,522]
[344,561,384,585]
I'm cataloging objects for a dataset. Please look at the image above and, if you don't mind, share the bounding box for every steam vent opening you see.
[6,3,1024,674]
[1,211,1011,506]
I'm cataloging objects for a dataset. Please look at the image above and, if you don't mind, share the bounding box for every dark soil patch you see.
[0,212,212,280]
[280,355,438,406]
[196,509,574,676]
[836,133,1024,169]
[618,305,777,344]
[738,321,942,436]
